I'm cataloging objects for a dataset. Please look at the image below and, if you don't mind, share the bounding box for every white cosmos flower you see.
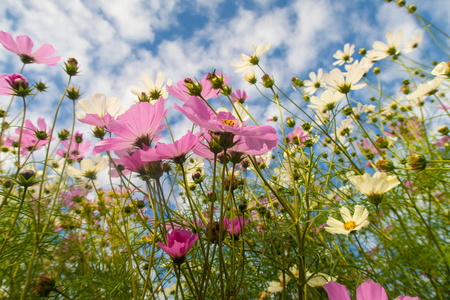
[231,44,271,73]
[66,154,108,180]
[407,77,444,103]
[130,72,172,103]
[324,64,366,94]
[367,29,403,61]
[431,62,450,77]
[348,172,400,197]
[77,93,123,120]
[267,273,290,293]
[306,272,336,287]
[309,90,344,111]
[403,32,423,53]
[333,43,355,66]
[304,68,325,95]
[325,205,370,235]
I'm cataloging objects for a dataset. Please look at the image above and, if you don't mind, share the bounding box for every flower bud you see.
[377,159,395,172]
[359,48,367,55]
[302,122,312,132]
[5,74,32,97]
[34,81,48,92]
[184,78,203,96]
[18,169,38,187]
[373,67,381,74]
[58,129,70,140]
[261,74,274,88]
[93,126,106,139]
[74,132,83,143]
[286,117,296,128]
[438,126,449,135]
[32,274,56,297]
[407,153,427,171]
[375,136,389,149]
[292,77,305,88]
[66,86,80,100]
[397,0,405,7]
[303,94,310,102]
[64,57,79,76]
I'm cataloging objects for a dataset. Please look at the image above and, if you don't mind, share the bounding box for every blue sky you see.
[1,0,449,140]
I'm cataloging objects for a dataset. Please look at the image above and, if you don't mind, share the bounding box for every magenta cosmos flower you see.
[223,216,249,237]
[0,74,29,96]
[324,280,419,300]
[174,96,278,151]
[93,100,168,154]
[0,31,61,65]
[157,229,198,264]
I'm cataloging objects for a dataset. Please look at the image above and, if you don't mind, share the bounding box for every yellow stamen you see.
[344,220,356,230]
[221,119,236,127]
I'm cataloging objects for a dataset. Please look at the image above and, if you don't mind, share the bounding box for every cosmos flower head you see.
[174,96,279,151]
[325,205,370,235]
[324,279,420,300]
[0,31,61,65]
[93,100,168,154]
[131,72,172,103]
[157,229,198,265]
[231,44,271,73]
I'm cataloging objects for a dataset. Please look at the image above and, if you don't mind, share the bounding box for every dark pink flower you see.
[323,280,419,300]
[93,100,168,154]
[0,74,29,96]
[157,229,198,264]
[175,96,278,151]
[0,31,61,65]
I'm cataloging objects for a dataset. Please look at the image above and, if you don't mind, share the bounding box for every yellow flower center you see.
[221,119,236,127]
[344,220,356,230]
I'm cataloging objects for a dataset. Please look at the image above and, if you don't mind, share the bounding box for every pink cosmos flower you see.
[57,131,91,162]
[4,118,53,155]
[141,130,202,164]
[287,126,310,145]
[93,100,168,154]
[230,89,248,103]
[121,148,167,179]
[324,280,419,300]
[194,134,273,164]
[223,216,249,236]
[157,229,198,264]
[0,31,61,65]
[174,96,278,151]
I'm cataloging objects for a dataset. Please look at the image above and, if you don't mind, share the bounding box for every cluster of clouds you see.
[0,0,448,138]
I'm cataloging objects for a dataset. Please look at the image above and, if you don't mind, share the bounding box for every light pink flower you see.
[143,130,202,164]
[324,280,419,300]
[223,216,249,236]
[4,117,53,155]
[93,100,168,154]
[157,229,198,264]
[287,126,310,145]
[0,31,61,65]
[175,96,278,151]
[230,89,248,103]
[57,131,91,161]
